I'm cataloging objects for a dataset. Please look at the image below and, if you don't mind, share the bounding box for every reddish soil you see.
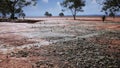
[0,47,64,68]
[0,34,36,46]
[95,24,120,30]
[0,55,32,68]
[0,17,120,68]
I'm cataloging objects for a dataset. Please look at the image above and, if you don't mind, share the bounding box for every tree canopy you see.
[61,0,85,20]
[44,11,52,17]
[0,0,37,19]
[59,12,64,17]
[19,10,26,19]
[102,0,120,17]
[0,0,9,18]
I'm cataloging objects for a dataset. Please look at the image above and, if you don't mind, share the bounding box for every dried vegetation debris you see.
[88,31,120,58]
[0,19,120,68]
[10,37,120,68]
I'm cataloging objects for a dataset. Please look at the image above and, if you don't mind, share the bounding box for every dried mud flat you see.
[0,17,120,68]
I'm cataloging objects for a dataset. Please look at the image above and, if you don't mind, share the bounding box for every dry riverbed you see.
[0,18,120,68]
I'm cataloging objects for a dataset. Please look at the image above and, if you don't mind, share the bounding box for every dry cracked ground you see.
[0,17,120,68]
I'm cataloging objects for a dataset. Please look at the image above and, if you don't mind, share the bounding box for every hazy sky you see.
[23,0,104,16]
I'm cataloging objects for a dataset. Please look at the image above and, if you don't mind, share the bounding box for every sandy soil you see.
[0,17,120,68]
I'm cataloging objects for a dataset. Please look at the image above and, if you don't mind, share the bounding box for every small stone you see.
[0,59,3,62]
[59,52,64,55]
[98,56,105,60]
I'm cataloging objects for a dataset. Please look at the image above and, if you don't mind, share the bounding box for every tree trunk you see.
[10,12,15,19]
[73,15,76,20]
[10,3,15,19]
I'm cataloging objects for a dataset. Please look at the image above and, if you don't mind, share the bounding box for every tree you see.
[44,11,49,16]
[19,10,26,19]
[102,0,120,17]
[0,0,9,18]
[0,0,37,19]
[48,13,52,17]
[59,12,64,17]
[61,0,85,20]
[44,11,52,17]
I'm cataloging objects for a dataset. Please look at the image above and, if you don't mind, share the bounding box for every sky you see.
[23,0,104,16]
